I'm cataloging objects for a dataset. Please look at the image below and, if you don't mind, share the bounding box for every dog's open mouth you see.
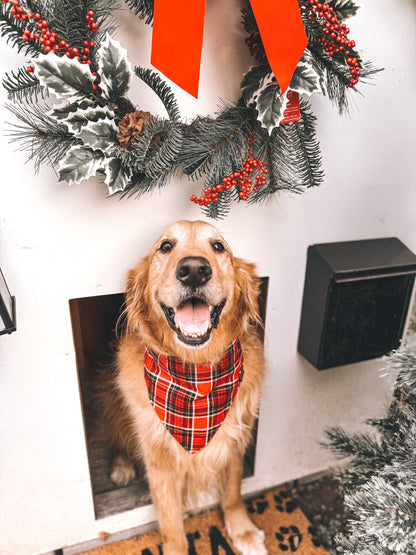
[161,298,226,346]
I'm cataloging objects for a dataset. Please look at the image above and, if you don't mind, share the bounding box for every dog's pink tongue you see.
[174,303,210,336]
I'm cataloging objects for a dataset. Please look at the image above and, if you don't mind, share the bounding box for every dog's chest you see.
[143,339,244,453]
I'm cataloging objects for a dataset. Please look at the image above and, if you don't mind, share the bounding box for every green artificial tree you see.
[325,344,416,554]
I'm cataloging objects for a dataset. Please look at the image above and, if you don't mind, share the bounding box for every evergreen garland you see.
[324,349,416,554]
[0,0,378,218]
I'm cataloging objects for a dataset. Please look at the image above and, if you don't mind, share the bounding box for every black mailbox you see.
[298,237,416,370]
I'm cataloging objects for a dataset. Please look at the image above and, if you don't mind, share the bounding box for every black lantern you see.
[0,268,16,335]
[298,237,416,370]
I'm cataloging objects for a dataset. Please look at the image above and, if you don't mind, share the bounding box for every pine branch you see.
[5,101,78,172]
[179,103,257,219]
[123,0,154,24]
[308,44,356,113]
[134,67,181,122]
[0,4,43,56]
[366,404,413,449]
[183,98,324,217]
[143,121,182,181]
[131,117,182,180]
[40,0,117,52]
[180,104,255,179]
[1,0,116,66]
[115,118,183,196]
[202,188,234,220]
[295,99,324,187]
[324,426,386,462]
[118,174,153,198]
[3,66,47,102]
[255,99,323,199]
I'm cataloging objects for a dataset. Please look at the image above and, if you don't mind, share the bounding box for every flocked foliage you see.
[0,0,378,217]
[324,349,416,554]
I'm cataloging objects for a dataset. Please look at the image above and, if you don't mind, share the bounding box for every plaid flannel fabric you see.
[144,339,244,453]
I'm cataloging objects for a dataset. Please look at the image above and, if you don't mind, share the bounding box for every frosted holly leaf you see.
[35,54,94,100]
[51,99,94,121]
[102,158,130,194]
[256,83,288,133]
[98,34,132,102]
[240,64,272,105]
[58,146,105,185]
[328,0,363,20]
[290,49,323,96]
[77,119,119,155]
[65,105,116,134]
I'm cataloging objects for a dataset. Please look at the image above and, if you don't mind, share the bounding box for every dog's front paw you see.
[226,522,267,555]
[161,539,188,555]
[110,454,136,487]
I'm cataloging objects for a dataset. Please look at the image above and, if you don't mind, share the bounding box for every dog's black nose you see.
[176,257,212,288]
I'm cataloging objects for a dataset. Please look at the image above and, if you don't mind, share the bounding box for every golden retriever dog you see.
[102,220,266,555]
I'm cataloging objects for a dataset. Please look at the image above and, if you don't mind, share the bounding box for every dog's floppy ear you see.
[124,255,150,332]
[233,257,261,330]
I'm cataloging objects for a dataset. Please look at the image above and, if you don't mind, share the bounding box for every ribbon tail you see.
[250,0,308,95]
[151,0,206,98]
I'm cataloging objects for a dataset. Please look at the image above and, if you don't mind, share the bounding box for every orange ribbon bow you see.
[151,0,308,98]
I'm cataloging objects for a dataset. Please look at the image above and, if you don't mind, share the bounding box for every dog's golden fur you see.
[102,220,266,555]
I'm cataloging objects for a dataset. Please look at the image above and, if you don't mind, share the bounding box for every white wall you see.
[1,1,415,553]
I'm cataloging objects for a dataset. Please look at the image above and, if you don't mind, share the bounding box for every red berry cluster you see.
[2,0,98,83]
[301,0,361,87]
[190,144,269,207]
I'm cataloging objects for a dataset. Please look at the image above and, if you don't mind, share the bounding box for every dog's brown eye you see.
[160,240,173,253]
[212,241,225,252]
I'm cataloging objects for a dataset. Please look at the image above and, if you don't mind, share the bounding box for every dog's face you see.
[148,220,234,348]
[125,220,259,360]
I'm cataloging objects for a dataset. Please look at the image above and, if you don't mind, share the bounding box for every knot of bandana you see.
[144,339,244,453]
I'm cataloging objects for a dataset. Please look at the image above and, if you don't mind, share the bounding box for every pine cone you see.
[117,110,152,150]
[245,31,267,65]
[114,97,136,120]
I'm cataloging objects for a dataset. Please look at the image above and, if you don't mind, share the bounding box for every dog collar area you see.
[143,339,244,453]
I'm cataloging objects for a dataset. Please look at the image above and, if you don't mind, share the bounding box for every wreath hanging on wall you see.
[1,0,378,218]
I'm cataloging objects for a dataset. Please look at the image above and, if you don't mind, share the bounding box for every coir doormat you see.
[82,489,329,554]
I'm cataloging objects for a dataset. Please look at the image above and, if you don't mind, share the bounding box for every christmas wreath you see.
[1,0,378,218]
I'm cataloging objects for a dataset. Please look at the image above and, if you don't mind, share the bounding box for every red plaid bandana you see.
[144,339,244,453]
